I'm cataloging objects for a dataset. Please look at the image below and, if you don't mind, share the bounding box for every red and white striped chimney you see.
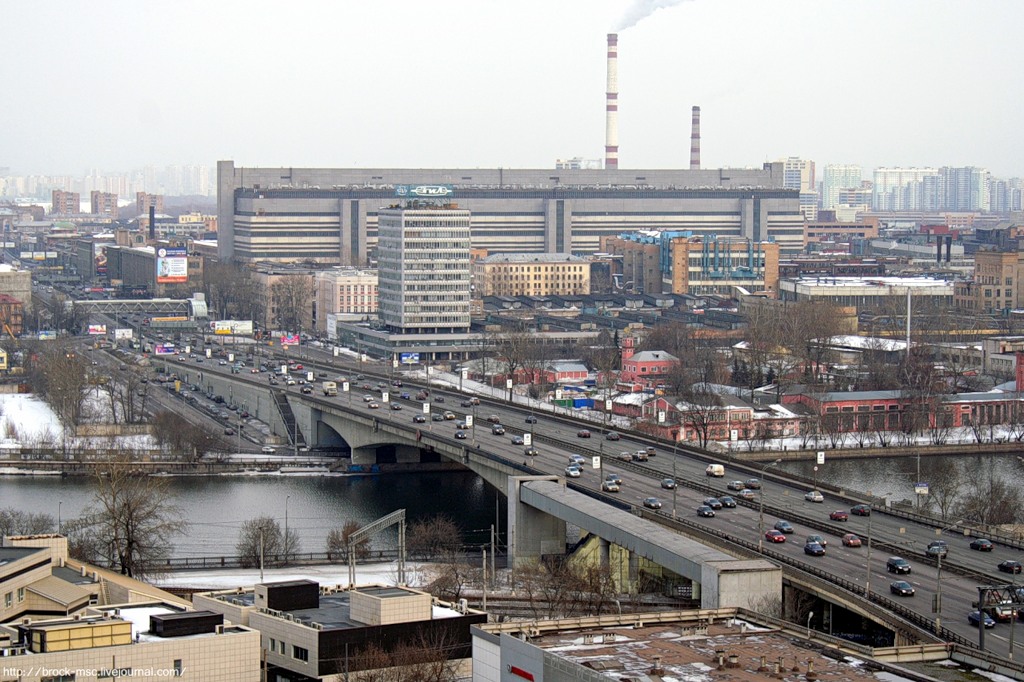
[605,33,619,170]
[689,105,701,170]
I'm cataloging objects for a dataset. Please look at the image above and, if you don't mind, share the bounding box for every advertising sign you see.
[914,482,929,496]
[155,247,188,284]
[395,184,454,198]
[38,331,57,341]
[280,334,300,346]
[212,320,254,336]
[154,344,176,355]
[114,328,133,340]
[87,324,107,335]
[399,352,420,365]
[93,243,112,276]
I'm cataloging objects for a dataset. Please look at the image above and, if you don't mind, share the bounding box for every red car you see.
[829,510,849,522]
[842,533,862,548]
[764,530,786,543]
[577,429,591,438]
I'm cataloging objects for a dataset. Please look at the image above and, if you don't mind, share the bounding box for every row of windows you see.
[268,637,309,663]
[482,265,585,273]
[4,588,26,608]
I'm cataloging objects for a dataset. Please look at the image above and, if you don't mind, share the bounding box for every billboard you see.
[154,344,176,355]
[38,331,57,341]
[114,328,134,340]
[87,324,107,335]
[93,243,112,276]
[212,320,254,336]
[399,352,420,365]
[156,246,188,284]
[280,334,300,346]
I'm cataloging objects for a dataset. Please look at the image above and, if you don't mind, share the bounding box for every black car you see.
[718,495,737,508]
[696,505,716,518]
[773,520,794,533]
[454,430,468,439]
[851,504,871,516]
[431,413,444,422]
[998,560,1022,574]
[491,424,506,435]
[803,542,825,557]
[889,580,915,597]
[926,540,948,558]
[660,478,677,490]
[511,435,525,445]
[605,431,620,441]
[969,538,994,552]
[524,415,538,424]
[886,557,911,574]
[703,497,723,510]
[524,446,540,457]
[412,415,426,423]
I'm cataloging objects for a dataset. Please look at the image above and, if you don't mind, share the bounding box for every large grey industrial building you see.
[217,161,804,265]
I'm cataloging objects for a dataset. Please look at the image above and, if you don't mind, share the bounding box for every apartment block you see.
[314,268,378,333]
[89,190,119,218]
[50,190,80,215]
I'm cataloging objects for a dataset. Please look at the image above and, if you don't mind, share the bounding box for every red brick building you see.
[617,337,678,392]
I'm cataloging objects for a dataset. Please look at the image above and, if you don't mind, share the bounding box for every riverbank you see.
[716,439,1023,464]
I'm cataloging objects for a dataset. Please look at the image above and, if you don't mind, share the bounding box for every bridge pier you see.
[507,475,565,569]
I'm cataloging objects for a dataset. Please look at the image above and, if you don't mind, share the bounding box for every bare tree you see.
[0,507,55,536]
[270,274,315,334]
[204,261,258,321]
[326,520,371,560]
[408,515,463,562]
[495,322,535,401]
[236,515,300,567]
[955,464,1023,527]
[76,449,188,578]
[677,389,723,449]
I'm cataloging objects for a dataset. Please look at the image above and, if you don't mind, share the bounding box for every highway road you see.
[110,331,1024,656]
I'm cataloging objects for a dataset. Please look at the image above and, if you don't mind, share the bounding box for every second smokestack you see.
[689,106,701,170]
[605,33,619,170]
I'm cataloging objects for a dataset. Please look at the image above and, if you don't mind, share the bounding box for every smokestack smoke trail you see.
[615,0,692,31]
[605,33,619,170]
[689,105,701,170]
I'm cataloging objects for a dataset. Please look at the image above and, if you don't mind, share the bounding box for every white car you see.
[805,490,824,503]
[261,446,275,454]
[564,465,582,478]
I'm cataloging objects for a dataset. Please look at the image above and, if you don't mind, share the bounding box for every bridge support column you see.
[507,476,565,570]
[628,550,639,585]
[599,538,610,573]
[702,559,781,610]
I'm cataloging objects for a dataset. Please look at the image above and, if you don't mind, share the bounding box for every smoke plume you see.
[615,0,692,31]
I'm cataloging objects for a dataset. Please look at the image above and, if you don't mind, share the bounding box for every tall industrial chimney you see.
[689,105,701,170]
[605,33,619,170]
[148,205,155,240]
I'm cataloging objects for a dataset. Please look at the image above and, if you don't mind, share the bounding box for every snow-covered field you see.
[0,393,158,451]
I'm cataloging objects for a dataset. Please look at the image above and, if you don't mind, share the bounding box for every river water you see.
[0,471,503,558]
[2,452,1020,558]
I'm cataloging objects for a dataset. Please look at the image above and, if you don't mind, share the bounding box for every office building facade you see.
[217,162,805,265]
[473,253,590,297]
[377,205,471,334]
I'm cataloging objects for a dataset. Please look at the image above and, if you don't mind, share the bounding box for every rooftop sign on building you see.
[395,184,454,198]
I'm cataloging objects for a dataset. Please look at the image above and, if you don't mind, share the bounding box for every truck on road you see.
[322,381,338,396]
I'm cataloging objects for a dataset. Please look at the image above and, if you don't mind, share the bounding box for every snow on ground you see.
[0,393,158,451]
[155,562,435,591]
[409,369,634,430]
[720,423,1024,454]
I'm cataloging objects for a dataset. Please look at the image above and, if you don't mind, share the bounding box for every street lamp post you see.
[865,494,875,597]
[757,459,782,552]
[807,611,815,639]
[933,519,964,631]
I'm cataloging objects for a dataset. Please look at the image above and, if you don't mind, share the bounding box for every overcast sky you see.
[4,0,1023,178]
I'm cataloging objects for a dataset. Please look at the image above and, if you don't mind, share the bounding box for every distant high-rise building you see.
[377,205,471,334]
[136,192,165,215]
[778,157,816,192]
[90,191,119,218]
[936,166,990,212]
[50,189,80,215]
[821,164,862,210]
[872,167,939,211]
